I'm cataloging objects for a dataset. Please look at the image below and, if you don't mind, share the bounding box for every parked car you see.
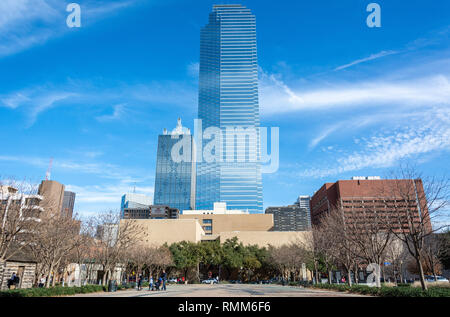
[201,278,218,284]
[168,278,177,283]
[425,276,449,283]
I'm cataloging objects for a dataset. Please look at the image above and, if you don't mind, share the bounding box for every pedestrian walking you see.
[137,274,143,291]
[149,275,154,291]
[161,270,167,291]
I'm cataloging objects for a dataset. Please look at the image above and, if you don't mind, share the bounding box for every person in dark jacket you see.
[161,270,167,291]
[137,274,143,291]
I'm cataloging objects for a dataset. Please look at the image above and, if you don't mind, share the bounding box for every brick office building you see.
[310,178,432,233]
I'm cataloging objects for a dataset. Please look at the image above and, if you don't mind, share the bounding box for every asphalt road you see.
[72,283,366,297]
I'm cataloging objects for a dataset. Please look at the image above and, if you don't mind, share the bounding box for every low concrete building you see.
[218,231,312,248]
[121,217,310,249]
[180,213,273,235]
[120,219,205,245]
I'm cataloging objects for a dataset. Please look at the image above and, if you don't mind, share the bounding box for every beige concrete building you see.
[218,231,312,248]
[121,215,311,249]
[179,213,273,235]
[120,219,205,245]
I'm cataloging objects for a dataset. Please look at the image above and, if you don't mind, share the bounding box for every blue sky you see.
[0,0,449,223]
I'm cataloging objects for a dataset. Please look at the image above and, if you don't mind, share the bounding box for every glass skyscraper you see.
[196,4,263,214]
[154,118,196,212]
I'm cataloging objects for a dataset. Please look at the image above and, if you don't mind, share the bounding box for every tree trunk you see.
[347,269,352,287]
[313,259,319,285]
[45,264,54,288]
[0,260,6,290]
[327,270,332,284]
[412,240,427,291]
[416,256,427,290]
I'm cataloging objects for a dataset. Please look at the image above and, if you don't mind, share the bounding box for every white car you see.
[201,278,218,284]
[425,276,449,283]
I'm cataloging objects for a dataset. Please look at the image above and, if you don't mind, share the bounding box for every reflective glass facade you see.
[196,5,263,213]
[154,128,195,212]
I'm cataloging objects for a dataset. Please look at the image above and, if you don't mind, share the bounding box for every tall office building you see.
[153,118,196,212]
[38,180,65,216]
[61,191,76,218]
[196,4,263,213]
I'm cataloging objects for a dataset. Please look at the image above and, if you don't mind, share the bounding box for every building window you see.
[203,219,212,224]
[203,226,212,231]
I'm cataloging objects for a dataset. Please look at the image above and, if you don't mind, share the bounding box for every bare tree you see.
[382,166,450,290]
[268,245,290,282]
[68,220,97,286]
[384,238,409,284]
[422,234,445,281]
[320,209,358,286]
[309,224,336,284]
[88,211,145,286]
[31,211,82,287]
[300,231,321,284]
[343,204,393,288]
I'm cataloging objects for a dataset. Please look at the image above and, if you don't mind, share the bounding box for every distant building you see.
[0,185,44,220]
[120,193,153,218]
[38,180,65,216]
[123,205,179,220]
[61,191,76,218]
[295,195,311,228]
[265,205,310,231]
[310,178,432,233]
[182,202,248,215]
[153,118,196,212]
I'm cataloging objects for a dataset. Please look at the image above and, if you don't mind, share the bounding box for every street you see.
[72,283,367,297]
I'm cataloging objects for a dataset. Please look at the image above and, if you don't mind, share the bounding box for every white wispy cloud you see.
[0,78,197,126]
[0,0,137,58]
[0,87,76,125]
[334,50,398,71]
[301,108,450,178]
[65,182,153,204]
[96,103,127,122]
[0,155,152,181]
[259,70,450,115]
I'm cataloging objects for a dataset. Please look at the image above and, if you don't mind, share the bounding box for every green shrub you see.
[307,283,450,297]
[0,284,105,297]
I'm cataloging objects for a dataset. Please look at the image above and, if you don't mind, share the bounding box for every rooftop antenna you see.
[45,157,53,181]
[133,182,136,193]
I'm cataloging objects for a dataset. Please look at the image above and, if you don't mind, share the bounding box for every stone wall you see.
[0,261,36,290]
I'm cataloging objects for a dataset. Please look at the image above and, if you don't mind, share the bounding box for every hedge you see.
[308,283,450,297]
[0,285,105,297]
